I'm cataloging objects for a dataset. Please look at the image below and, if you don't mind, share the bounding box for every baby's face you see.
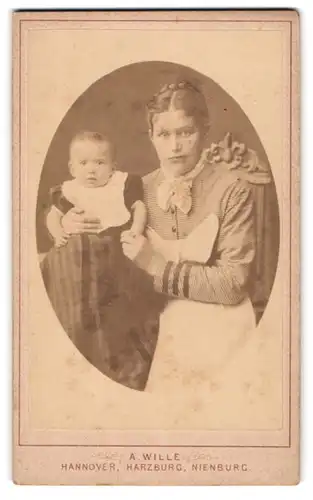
[69,139,114,188]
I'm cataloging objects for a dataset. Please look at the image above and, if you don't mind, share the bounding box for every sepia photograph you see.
[37,61,280,393]
[13,10,299,485]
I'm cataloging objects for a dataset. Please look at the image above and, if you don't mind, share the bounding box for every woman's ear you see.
[203,125,210,143]
[149,128,157,151]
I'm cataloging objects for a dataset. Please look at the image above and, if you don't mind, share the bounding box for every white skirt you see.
[146,296,256,393]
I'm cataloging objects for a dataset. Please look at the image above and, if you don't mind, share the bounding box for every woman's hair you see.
[146,80,210,133]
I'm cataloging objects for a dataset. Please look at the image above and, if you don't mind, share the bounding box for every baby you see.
[41,131,162,390]
[47,130,146,247]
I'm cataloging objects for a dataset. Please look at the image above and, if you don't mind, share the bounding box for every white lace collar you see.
[62,171,130,232]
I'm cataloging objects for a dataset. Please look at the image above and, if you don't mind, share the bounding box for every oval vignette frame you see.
[36,61,280,389]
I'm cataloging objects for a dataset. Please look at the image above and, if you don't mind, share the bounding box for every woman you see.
[57,80,256,393]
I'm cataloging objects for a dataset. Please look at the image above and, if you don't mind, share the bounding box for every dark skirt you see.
[40,228,165,390]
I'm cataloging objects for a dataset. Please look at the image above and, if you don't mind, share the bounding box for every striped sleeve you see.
[134,181,256,305]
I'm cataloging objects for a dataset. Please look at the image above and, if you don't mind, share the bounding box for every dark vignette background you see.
[36,62,276,249]
[36,61,279,319]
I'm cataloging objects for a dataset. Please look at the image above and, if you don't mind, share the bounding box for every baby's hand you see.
[121,229,136,241]
[54,231,70,248]
[130,225,145,238]
[122,228,142,240]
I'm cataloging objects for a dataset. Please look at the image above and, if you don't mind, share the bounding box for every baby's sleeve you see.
[124,174,144,211]
[49,185,74,214]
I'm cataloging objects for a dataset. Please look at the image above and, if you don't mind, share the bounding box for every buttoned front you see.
[139,161,256,305]
[141,163,257,393]
[145,163,230,240]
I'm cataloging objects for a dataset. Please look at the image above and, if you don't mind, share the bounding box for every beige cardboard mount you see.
[13,10,300,485]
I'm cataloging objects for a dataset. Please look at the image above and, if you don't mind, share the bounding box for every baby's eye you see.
[97,160,106,165]
[80,160,87,166]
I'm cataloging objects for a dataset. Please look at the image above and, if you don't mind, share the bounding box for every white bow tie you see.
[157,178,193,215]
[156,157,207,215]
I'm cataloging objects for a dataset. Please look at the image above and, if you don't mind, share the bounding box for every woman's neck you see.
[160,152,206,182]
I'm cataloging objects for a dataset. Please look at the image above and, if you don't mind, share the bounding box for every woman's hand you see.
[54,232,70,248]
[61,207,102,235]
[120,231,147,261]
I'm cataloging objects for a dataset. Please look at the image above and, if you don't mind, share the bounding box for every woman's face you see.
[150,110,204,178]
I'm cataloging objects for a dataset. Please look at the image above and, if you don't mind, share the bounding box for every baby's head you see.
[69,131,115,188]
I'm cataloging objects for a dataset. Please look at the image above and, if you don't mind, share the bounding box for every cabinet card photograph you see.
[13,10,300,485]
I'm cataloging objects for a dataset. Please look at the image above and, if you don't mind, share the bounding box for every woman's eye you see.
[158,130,169,138]
[180,130,192,137]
